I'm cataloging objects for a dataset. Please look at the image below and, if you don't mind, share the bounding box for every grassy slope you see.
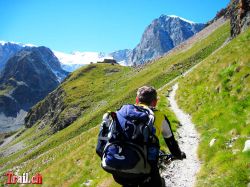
[0,22,230,186]
[176,28,250,186]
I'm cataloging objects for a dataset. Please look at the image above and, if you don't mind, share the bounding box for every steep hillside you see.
[176,28,250,186]
[25,64,132,133]
[0,20,230,186]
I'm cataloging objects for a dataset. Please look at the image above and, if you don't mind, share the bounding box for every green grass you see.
[157,84,183,149]
[176,27,250,186]
[0,22,231,186]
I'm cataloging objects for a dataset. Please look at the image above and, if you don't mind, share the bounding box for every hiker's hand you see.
[173,151,186,160]
[180,152,186,159]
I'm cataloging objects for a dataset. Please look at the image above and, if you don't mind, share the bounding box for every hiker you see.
[96,86,186,187]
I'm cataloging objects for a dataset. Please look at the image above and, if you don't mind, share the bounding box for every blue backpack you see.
[96,105,159,178]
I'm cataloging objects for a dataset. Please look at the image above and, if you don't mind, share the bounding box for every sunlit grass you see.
[176,27,250,186]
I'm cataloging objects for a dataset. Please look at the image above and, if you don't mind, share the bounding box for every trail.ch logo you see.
[5,171,42,184]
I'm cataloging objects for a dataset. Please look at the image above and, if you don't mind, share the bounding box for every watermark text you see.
[5,171,42,184]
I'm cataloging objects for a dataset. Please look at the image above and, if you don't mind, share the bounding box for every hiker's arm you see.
[162,116,186,159]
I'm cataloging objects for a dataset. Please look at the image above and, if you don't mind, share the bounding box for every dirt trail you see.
[158,19,230,185]
[162,83,200,187]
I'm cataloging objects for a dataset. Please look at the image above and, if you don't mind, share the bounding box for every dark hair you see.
[137,86,157,106]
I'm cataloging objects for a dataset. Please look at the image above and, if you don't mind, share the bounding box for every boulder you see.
[209,138,217,147]
[242,140,250,152]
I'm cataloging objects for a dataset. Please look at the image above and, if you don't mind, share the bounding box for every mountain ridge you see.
[0,46,68,132]
[54,15,205,68]
[127,15,205,66]
[0,14,205,71]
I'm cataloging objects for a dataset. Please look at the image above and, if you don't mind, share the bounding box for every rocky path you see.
[162,83,200,187]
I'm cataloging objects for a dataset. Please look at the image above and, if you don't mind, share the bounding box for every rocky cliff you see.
[128,15,205,66]
[24,87,72,133]
[0,42,25,72]
[0,47,68,132]
[229,0,250,37]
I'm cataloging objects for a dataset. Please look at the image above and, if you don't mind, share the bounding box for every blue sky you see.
[1,0,229,53]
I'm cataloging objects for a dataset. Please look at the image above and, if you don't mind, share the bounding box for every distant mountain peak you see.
[0,42,68,81]
[0,40,36,47]
[166,15,196,24]
[127,14,206,66]
[0,47,66,130]
[0,14,205,70]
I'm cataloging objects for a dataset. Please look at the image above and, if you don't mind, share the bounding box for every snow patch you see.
[51,69,65,82]
[0,40,36,47]
[53,51,113,72]
[117,60,128,66]
[168,15,196,24]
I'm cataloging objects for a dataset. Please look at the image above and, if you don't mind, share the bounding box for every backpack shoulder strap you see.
[134,105,155,125]
[133,104,154,116]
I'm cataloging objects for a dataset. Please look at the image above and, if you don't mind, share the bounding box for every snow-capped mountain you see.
[0,41,68,81]
[167,15,196,24]
[53,51,113,72]
[0,15,206,72]
[0,41,35,71]
[0,40,35,47]
[59,15,205,67]
[128,15,206,66]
